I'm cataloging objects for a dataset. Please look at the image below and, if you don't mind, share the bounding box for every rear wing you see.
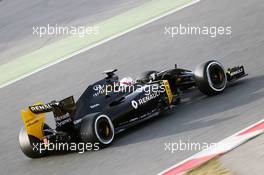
[21,102,46,140]
[21,96,76,140]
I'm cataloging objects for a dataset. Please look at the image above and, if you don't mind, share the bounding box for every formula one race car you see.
[19,60,247,158]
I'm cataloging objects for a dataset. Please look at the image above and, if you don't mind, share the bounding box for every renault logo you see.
[131,100,138,109]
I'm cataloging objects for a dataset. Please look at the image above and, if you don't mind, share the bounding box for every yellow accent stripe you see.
[163,80,173,104]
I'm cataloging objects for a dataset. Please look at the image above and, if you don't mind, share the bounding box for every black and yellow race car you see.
[19,60,247,158]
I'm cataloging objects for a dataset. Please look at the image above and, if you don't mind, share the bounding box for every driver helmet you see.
[119,76,134,88]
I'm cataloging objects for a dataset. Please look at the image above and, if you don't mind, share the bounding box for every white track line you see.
[0,0,200,89]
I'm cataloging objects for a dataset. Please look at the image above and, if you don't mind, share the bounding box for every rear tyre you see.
[194,60,227,96]
[79,114,115,148]
[19,127,46,158]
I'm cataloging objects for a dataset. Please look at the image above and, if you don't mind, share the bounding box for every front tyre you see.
[79,114,115,148]
[194,60,227,96]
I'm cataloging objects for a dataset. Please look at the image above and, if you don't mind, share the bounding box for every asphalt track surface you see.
[0,0,264,174]
[0,0,149,64]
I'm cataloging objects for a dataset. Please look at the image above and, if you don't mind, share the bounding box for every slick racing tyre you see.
[79,114,115,148]
[18,124,50,158]
[194,60,227,96]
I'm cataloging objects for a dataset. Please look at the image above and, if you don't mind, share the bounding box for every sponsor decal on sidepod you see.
[131,92,160,109]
